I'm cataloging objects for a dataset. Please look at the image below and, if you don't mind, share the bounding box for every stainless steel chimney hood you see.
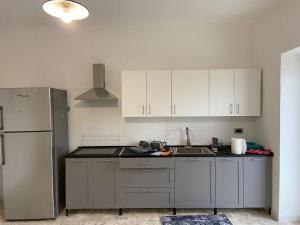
[75,64,118,101]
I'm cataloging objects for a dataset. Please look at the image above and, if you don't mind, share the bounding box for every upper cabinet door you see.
[172,70,209,117]
[209,70,235,116]
[147,71,172,117]
[235,69,261,116]
[122,71,147,117]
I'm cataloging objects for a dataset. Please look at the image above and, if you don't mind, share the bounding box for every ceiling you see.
[0,0,283,27]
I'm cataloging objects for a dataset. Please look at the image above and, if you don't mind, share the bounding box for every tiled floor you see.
[0,208,299,225]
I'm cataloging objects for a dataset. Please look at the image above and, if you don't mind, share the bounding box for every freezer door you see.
[0,88,52,132]
[2,132,54,220]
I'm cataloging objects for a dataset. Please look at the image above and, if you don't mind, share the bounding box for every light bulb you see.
[62,16,72,23]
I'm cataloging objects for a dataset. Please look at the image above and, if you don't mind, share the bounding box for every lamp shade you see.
[43,0,89,23]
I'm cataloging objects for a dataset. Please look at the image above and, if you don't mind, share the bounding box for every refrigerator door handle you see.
[0,106,3,130]
[0,134,5,165]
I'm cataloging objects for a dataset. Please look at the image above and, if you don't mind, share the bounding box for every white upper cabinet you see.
[147,71,172,117]
[122,71,147,117]
[209,69,261,116]
[235,69,261,116]
[122,68,261,117]
[172,70,209,117]
[209,69,235,116]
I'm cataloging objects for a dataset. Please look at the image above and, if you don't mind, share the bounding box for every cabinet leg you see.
[65,209,69,216]
[268,208,271,215]
[214,208,217,215]
[173,208,176,215]
[119,208,123,216]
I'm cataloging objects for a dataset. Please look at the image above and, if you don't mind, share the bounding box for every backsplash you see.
[68,89,259,150]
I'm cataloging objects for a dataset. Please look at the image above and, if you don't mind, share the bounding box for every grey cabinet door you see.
[216,157,243,208]
[244,157,271,208]
[175,158,215,208]
[66,159,90,209]
[91,159,117,208]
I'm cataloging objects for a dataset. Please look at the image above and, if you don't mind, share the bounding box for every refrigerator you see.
[0,87,69,220]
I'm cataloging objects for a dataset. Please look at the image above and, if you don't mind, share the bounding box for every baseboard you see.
[271,210,279,221]
[278,214,300,223]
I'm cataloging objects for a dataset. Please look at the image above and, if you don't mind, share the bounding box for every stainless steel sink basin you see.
[176,147,216,155]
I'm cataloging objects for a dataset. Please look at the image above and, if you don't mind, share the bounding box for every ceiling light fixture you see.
[42,0,89,24]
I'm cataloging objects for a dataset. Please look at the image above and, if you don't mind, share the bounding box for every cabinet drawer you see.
[119,158,174,169]
[119,169,174,187]
[119,188,174,208]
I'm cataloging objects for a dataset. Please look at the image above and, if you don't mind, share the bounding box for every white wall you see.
[0,23,259,148]
[280,49,300,222]
[253,0,300,221]
[0,23,259,196]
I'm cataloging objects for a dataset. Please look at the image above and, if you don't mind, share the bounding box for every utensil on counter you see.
[212,137,218,152]
[150,141,166,151]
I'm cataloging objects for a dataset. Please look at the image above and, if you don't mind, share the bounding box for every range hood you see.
[75,64,118,101]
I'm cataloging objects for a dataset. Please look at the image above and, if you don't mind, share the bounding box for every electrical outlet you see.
[234,128,243,134]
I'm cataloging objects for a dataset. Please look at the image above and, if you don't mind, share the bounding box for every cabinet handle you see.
[142,169,153,172]
[142,105,145,114]
[148,105,151,114]
[139,189,153,193]
[73,160,85,163]
[0,134,5,165]
[236,104,240,114]
[229,104,233,114]
[222,158,235,161]
[187,158,201,162]
[142,162,153,165]
[0,106,3,130]
[250,158,264,161]
[98,160,113,163]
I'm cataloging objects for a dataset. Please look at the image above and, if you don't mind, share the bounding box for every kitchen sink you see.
[176,146,216,155]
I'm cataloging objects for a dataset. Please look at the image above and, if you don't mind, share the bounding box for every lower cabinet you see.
[243,157,272,208]
[66,158,90,209]
[216,158,243,208]
[66,158,117,209]
[175,158,215,208]
[66,156,272,211]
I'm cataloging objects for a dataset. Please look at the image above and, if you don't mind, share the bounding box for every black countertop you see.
[66,145,273,158]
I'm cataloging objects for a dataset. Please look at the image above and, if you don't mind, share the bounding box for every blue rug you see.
[161,214,232,225]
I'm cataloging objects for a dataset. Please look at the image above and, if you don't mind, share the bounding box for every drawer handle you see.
[98,160,113,163]
[222,158,236,161]
[139,189,153,193]
[250,158,264,161]
[73,160,85,163]
[142,162,153,165]
[142,170,153,172]
[187,159,201,162]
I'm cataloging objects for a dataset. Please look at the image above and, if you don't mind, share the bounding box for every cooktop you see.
[74,148,117,155]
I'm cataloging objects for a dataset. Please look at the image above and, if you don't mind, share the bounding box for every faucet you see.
[185,127,192,148]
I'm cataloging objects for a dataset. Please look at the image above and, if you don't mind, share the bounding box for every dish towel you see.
[246,142,264,150]
[246,149,273,155]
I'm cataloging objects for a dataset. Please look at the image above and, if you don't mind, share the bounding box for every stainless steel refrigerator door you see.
[2,132,54,220]
[0,88,52,132]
